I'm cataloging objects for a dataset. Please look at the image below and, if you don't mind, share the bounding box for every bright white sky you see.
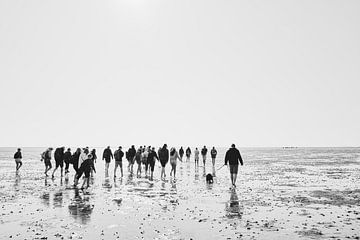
[0,0,359,147]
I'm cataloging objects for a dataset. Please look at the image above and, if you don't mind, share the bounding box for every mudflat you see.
[1,147,359,239]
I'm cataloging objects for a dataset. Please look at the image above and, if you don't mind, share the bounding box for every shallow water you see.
[1,147,360,239]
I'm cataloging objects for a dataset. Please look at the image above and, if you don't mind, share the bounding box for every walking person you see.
[169,147,182,179]
[211,147,217,167]
[179,147,184,161]
[224,144,244,188]
[141,147,149,176]
[14,148,23,172]
[74,153,93,189]
[135,147,143,177]
[201,146,208,166]
[72,148,81,173]
[114,146,124,178]
[158,144,169,180]
[63,148,72,174]
[147,147,159,181]
[185,147,191,162]
[194,148,200,166]
[42,148,53,176]
[90,149,97,177]
[102,146,113,177]
[127,145,136,174]
[52,147,65,178]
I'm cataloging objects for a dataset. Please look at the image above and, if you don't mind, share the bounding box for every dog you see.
[206,173,214,184]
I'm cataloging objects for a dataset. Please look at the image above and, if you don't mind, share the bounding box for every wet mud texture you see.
[0,147,360,239]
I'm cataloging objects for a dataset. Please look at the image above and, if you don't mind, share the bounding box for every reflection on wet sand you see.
[225,189,243,219]
[68,189,94,225]
[40,192,50,207]
[53,191,63,208]
[14,174,21,188]
[212,166,216,177]
[102,178,112,191]
[195,166,199,181]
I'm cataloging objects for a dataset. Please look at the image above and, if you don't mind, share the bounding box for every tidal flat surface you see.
[1,147,360,239]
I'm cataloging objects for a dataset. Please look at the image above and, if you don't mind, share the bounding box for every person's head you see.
[152,147,155,151]
[67,148,71,152]
[131,145,135,149]
[170,147,176,155]
[76,148,81,153]
[61,146,65,150]
[49,147,53,151]
[196,147,198,150]
[163,144,167,149]
[17,148,21,152]
[84,148,89,154]
[212,146,215,149]
[119,146,122,150]
[204,146,206,148]
[231,144,235,148]
[107,146,110,149]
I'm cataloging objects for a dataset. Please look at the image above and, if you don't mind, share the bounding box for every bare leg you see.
[114,163,118,177]
[52,166,58,178]
[233,173,237,187]
[120,163,123,177]
[105,162,109,177]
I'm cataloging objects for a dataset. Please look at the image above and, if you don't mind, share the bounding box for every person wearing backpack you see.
[158,144,169,180]
[102,146,113,177]
[63,148,72,174]
[42,148,53,177]
[114,146,124,178]
[52,147,65,178]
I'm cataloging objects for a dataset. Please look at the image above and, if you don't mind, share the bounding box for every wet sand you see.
[1,147,360,239]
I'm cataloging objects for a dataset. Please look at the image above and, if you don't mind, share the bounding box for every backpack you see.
[41,151,46,161]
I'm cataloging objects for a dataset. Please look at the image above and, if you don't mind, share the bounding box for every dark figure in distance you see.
[102,146,113,177]
[14,148,23,172]
[158,144,169,179]
[114,146,124,178]
[52,147,65,178]
[63,148,72,174]
[179,147,184,161]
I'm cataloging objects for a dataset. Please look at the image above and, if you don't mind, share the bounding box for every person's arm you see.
[238,150,243,166]
[177,153,182,162]
[102,150,105,160]
[110,151,113,159]
[224,151,229,165]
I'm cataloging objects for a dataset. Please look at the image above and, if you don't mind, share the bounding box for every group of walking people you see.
[13,144,243,188]
[103,144,184,181]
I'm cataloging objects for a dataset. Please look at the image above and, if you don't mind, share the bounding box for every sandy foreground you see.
[0,147,360,240]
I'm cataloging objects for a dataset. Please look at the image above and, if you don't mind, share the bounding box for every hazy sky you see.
[1,0,359,147]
